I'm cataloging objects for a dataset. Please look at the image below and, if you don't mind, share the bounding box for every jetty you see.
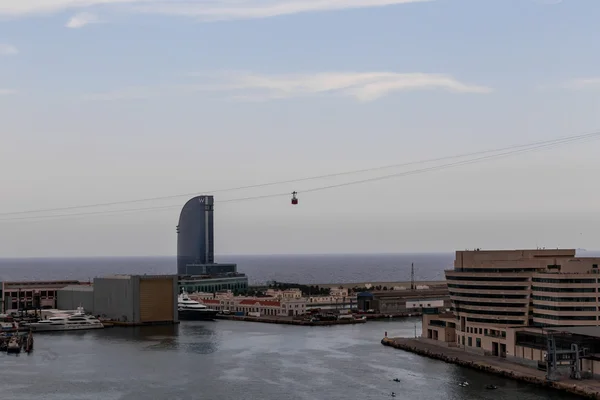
[216,314,367,326]
[1,331,34,354]
[382,336,600,399]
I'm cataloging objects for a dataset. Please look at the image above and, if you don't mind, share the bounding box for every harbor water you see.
[0,318,582,400]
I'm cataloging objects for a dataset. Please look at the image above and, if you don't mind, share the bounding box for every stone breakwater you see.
[381,337,600,400]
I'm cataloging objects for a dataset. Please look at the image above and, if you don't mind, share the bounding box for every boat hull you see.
[178,310,218,321]
[27,324,104,332]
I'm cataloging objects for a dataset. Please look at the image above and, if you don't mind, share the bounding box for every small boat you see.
[392,378,400,383]
[485,385,498,390]
[7,336,21,354]
[458,381,469,387]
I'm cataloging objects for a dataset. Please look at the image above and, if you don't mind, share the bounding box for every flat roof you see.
[546,326,600,339]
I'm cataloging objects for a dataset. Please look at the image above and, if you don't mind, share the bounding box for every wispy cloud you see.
[563,78,600,90]
[65,12,100,28]
[0,44,18,55]
[211,71,492,102]
[84,71,492,102]
[532,0,563,4]
[0,89,17,95]
[0,0,430,21]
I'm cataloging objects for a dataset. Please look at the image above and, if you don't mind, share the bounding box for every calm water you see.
[0,318,580,400]
[0,253,454,284]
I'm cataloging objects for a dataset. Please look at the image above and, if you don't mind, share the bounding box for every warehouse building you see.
[56,285,94,313]
[93,275,178,325]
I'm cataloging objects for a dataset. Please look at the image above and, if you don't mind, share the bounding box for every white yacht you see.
[178,293,218,321]
[25,307,104,332]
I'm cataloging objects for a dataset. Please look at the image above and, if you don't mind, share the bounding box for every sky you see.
[1,0,600,257]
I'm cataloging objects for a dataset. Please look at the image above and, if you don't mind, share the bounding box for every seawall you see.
[216,314,367,326]
[381,337,600,399]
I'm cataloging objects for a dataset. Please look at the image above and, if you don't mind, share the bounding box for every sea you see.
[0,253,454,285]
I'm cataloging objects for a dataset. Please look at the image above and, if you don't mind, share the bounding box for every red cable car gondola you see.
[291,191,298,205]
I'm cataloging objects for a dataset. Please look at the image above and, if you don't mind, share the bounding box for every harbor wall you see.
[382,337,600,399]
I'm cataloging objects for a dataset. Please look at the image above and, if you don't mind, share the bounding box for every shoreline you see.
[381,337,600,399]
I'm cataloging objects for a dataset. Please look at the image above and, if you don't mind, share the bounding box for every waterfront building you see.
[176,195,249,291]
[1,280,87,312]
[423,249,600,360]
[178,274,248,294]
[177,195,215,273]
[189,292,308,316]
[265,288,303,299]
[56,285,95,313]
[93,275,178,325]
[357,288,450,313]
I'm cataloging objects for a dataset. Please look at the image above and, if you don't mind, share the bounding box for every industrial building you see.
[176,195,249,291]
[1,280,86,312]
[357,288,450,314]
[55,275,179,325]
[56,285,94,312]
[423,248,600,361]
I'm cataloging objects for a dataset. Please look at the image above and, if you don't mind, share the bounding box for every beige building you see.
[190,291,308,316]
[423,249,600,359]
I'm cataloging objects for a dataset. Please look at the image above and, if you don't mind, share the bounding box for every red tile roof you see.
[238,299,280,307]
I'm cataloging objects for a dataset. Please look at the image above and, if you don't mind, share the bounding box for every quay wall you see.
[381,337,600,399]
[216,314,367,327]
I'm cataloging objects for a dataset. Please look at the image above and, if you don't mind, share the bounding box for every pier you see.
[215,314,367,326]
[382,336,600,399]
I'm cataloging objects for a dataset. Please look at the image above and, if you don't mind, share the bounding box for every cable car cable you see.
[0,130,597,223]
[0,129,599,217]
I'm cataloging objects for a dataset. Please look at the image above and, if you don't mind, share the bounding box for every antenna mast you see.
[411,263,415,291]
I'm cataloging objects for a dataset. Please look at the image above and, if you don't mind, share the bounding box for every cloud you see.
[84,71,492,102]
[0,44,18,55]
[65,12,100,28]
[0,0,430,21]
[211,71,492,102]
[135,0,432,21]
[532,0,563,4]
[0,89,17,95]
[563,78,600,90]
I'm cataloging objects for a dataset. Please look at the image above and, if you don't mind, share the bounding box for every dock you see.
[215,314,367,326]
[382,336,600,399]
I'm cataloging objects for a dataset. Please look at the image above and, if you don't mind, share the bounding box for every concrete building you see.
[423,249,600,358]
[94,275,178,325]
[1,280,86,312]
[357,288,450,313]
[56,285,94,313]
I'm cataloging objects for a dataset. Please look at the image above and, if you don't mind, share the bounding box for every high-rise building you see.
[176,196,248,292]
[177,195,214,272]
